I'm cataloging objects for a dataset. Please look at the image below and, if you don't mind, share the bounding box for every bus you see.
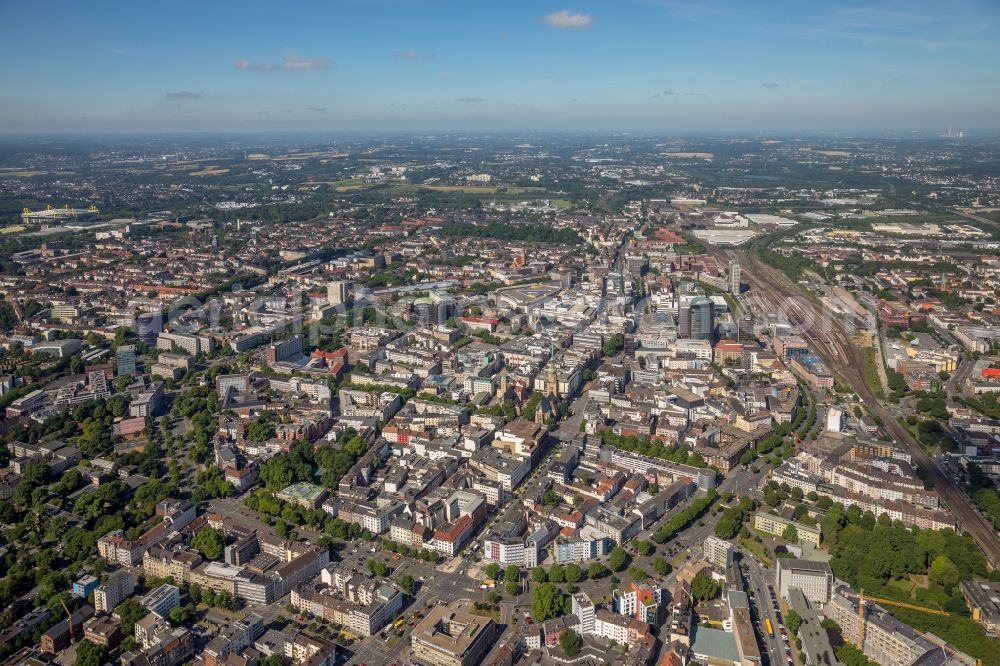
[393,618,405,629]
[764,618,774,638]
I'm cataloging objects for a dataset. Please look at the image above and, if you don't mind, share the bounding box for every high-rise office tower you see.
[689,297,715,341]
[729,260,741,294]
[116,345,137,376]
[326,281,350,306]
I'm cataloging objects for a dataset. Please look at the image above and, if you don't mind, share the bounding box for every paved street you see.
[744,555,791,666]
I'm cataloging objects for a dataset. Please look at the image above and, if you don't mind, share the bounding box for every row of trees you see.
[380,539,443,564]
[599,430,710,469]
[652,490,718,543]
[441,221,582,245]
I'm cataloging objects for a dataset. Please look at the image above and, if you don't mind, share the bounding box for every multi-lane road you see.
[714,239,1000,568]
[743,556,791,666]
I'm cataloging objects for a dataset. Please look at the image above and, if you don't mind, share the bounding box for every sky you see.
[1,0,999,134]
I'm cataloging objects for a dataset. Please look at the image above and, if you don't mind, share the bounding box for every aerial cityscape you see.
[1,3,1000,666]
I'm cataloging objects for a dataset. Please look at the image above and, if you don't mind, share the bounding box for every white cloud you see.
[761,82,780,88]
[456,96,483,103]
[394,50,418,61]
[236,55,334,72]
[281,55,334,70]
[543,9,593,29]
[235,60,275,72]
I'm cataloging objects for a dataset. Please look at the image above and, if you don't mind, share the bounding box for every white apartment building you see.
[94,571,137,613]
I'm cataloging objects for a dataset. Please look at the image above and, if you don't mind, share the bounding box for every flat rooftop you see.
[411,603,493,658]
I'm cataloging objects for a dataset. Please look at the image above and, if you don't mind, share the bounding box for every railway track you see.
[708,240,1000,567]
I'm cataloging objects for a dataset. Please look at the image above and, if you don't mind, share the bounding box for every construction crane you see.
[856,589,949,646]
[60,598,75,643]
[856,590,982,666]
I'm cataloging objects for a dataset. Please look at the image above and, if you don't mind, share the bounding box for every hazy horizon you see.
[2,0,998,135]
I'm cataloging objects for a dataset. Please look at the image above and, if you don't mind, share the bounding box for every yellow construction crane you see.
[856,589,949,646]
[856,590,981,666]
[59,598,74,643]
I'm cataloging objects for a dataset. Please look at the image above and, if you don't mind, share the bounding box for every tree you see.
[786,609,802,637]
[215,590,235,610]
[504,565,519,584]
[400,575,416,595]
[167,605,191,625]
[653,556,671,576]
[690,571,720,602]
[559,628,583,657]
[564,563,582,584]
[115,599,149,634]
[929,555,960,589]
[782,524,799,543]
[247,421,272,442]
[192,526,225,560]
[531,583,564,622]
[262,655,287,666]
[75,640,108,666]
[588,562,606,580]
[505,580,519,595]
[636,540,654,556]
[715,513,740,539]
[836,644,879,666]
[548,564,565,583]
[531,566,548,583]
[485,563,501,580]
[366,559,387,577]
[609,546,628,572]
[628,565,649,581]
[543,490,559,507]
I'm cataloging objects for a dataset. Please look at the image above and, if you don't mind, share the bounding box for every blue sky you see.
[1,0,998,133]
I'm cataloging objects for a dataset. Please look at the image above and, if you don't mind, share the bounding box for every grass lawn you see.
[863,347,886,400]
[740,537,773,567]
